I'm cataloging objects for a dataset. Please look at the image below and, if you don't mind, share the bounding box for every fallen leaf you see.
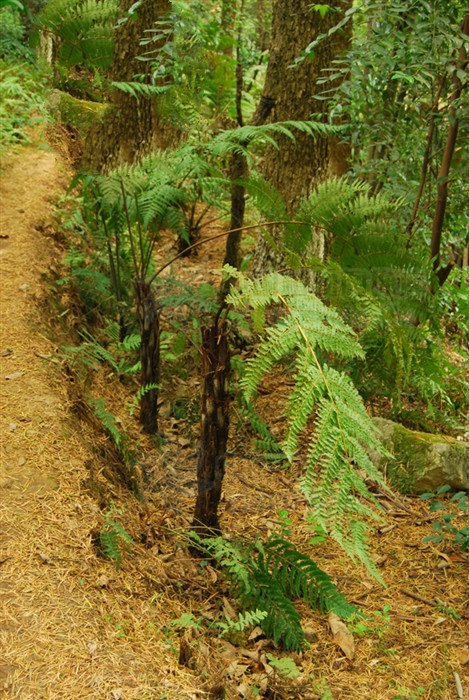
[222,596,236,619]
[87,639,98,656]
[38,552,53,565]
[454,671,463,699]
[455,647,469,665]
[248,626,265,642]
[5,372,24,380]
[328,612,355,660]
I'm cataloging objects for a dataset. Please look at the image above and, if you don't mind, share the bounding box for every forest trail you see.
[0,142,165,699]
[0,142,97,695]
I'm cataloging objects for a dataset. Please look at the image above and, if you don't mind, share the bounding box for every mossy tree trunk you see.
[82,0,178,172]
[252,0,351,280]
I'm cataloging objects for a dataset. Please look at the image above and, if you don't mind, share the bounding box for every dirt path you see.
[0,144,182,699]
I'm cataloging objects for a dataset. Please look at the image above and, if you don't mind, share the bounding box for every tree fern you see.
[226,268,388,579]
[243,173,449,415]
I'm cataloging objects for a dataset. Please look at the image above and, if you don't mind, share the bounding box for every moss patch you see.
[48,89,108,135]
[373,418,468,494]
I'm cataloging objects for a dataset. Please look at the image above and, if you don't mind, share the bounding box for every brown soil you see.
[0,135,468,700]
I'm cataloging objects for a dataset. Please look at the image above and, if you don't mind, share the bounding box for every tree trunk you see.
[430,13,469,287]
[192,314,231,538]
[252,0,351,279]
[135,279,160,435]
[82,0,178,172]
[255,0,271,54]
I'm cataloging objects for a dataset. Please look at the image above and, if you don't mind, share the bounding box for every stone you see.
[371,417,469,494]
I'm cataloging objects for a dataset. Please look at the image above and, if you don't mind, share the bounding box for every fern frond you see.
[262,535,358,619]
[87,395,122,447]
[110,82,171,98]
[227,269,388,575]
[246,565,304,650]
[99,529,121,567]
[197,533,358,650]
[39,0,118,69]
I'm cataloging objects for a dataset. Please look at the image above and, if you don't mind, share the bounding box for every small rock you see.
[371,417,469,493]
[303,627,319,643]
[9,423,16,432]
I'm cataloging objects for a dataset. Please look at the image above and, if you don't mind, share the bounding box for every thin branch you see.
[148,219,305,284]
[405,74,446,242]
[430,13,469,285]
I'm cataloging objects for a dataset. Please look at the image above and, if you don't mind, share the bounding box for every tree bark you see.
[135,279,160,435]
[192,314,230,538]
[252,0,351,279]
[82,0,178,172]
[255,0,271,54]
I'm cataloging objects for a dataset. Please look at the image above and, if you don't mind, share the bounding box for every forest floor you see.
[0,131,468,700]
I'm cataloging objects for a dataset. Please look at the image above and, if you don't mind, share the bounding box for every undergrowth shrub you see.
[0,58,48,159]
[0,7,32,59]
[421,486,469,555]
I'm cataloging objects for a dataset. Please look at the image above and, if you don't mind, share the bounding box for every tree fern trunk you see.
[135,279,160,435]
[192,314,230,539]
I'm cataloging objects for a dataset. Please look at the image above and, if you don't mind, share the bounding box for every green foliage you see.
[62,329,140,380]
[99,502,134,569]
[226,267,388,577]
[215,608,268,637]
[266,654,301,679]
[170,613,203,630]
[0,59,47,159]
[245,173,459,425]
[0,7,32,59]
[193,532,359,651]
[87,395,123,448]
[317,0,468,258]
[138,0,264,122]
[38,0,118,70]
[110,81,171,98]
[0,0,24,10]
[421,486,469,554]
[127,383,160,416]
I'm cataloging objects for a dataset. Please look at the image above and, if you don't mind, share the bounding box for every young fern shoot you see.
[226,267,390,580]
